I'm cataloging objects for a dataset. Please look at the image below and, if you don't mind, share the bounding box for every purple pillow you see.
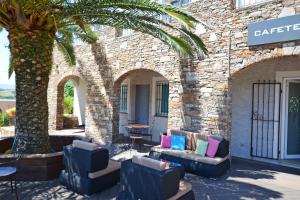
[161,135,171,148]
[206,136,221,158]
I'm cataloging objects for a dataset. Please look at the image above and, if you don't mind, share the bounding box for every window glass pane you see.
[122,29,133,36]
[156,82,169,116]
[236,0,270,7]
[181,0,190,5]
[93,25,105,31]
[120,85,128,112]
[170,0,189,7]
[171,1,180,7]
[287,82,300,155]
[159,14,171,22]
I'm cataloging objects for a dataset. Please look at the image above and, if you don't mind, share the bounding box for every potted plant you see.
[6,108,16,126]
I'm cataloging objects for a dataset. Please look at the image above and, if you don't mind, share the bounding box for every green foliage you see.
[64,80,74,98]
[64,96,74,114]
[64,81,74,114]
[0,0,208,73]
[0,113,9,127]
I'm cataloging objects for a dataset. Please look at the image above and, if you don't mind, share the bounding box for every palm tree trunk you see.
[9,28,54,154]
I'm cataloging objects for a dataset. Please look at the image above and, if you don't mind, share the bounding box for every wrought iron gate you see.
[251,81,281,159]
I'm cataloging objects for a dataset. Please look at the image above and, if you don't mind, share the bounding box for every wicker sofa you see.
[150,130,230,178]
[59,140,121,195]
[117,156,195,200]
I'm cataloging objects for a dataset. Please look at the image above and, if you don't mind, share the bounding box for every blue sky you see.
[0,30,15,86]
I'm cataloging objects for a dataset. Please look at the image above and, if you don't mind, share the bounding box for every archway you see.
[230,55,300,161]
[56,75,87,130]
[113,69,170,142]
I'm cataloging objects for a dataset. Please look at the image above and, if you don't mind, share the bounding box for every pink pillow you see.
[161,135,171,148]
[206,137,220,158]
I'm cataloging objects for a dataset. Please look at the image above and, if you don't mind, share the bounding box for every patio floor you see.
[1,144,300,200]
[0,126,86,139]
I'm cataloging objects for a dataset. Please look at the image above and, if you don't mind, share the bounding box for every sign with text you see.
[248,14,300,46]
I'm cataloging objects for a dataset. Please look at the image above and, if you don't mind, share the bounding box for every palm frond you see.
[179,27,208,56]
[55,34,76,65]
[0,0,208,66]
[65,24,97,44]
[63,0,208,57]
[72,11,204,57]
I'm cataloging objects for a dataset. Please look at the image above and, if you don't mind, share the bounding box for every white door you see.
[284,80,300,159]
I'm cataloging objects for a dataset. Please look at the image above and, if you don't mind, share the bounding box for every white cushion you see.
[72,140,98,151]
[132,155,168,171]
[151,146,229,165]
[88,160,121,179]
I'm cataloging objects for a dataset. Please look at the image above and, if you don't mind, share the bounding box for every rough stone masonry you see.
[48,0,300,144]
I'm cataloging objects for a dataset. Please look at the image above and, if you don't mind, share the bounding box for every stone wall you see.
[48,0,300,144]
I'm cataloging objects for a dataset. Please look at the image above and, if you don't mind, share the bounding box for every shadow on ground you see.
[1,146,300,200]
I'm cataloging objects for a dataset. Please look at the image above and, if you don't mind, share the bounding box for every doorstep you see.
[232,156,300,175]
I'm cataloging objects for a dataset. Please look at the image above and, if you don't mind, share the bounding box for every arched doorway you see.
[231,56,300,161]
[56,75,87,130]
[113,69,169,142]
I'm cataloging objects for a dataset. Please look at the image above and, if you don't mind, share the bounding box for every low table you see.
[129,134,143,150]
[146,155,185,179]
[125,124,152,142]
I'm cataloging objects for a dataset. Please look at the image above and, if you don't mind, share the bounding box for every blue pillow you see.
[171,135,186,150]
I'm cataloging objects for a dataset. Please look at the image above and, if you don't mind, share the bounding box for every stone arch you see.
[113,65,176,83]
[231,55,298,79]
[49,74,87,130]
[111,68,183,141]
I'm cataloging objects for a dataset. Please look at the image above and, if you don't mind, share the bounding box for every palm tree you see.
[0,0,207,154]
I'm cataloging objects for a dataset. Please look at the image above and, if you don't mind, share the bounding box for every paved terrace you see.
[0,143,300,200]
[0,126,86,139]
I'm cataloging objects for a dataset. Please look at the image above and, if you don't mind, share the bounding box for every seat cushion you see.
[72,140,99,151]
[171,135,185,150]
[151,146,228,165]
[88,160,121,179]
[195,140,208,156]
[132,155,168,171]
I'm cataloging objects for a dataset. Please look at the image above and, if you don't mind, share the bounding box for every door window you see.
[287,82,300,155]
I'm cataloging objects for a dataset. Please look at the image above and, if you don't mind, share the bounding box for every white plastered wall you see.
[73,79,87,126]
[231,56,300,159]
[118,71,168,142]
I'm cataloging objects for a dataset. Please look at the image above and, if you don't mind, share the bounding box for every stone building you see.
[48,0,300,164]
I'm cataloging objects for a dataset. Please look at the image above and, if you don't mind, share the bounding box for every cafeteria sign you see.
[248,14,300,46]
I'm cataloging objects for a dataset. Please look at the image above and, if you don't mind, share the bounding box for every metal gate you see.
[251,81,281,159]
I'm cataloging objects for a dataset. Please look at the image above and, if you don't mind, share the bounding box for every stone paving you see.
[0,126,86,139]
[1,144,300,200]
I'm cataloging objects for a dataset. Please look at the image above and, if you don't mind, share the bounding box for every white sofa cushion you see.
[151,146,228,165]
[88,160,121,179]
[132,155,168,171]
[72,140,98,151]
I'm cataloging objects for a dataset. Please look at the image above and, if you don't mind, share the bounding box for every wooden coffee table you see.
[125,124,152,142]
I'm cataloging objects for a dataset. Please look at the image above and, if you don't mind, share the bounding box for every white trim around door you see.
[276,71,300,159]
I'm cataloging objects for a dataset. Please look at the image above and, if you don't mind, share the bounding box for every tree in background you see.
[0,0,207,153]
[64,80,74,115]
